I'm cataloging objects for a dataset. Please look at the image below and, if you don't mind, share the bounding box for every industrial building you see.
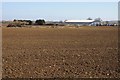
[64,20,95,26]
[64,20,118,26]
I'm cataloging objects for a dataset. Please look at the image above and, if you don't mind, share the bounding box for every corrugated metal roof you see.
[65,20,94,23]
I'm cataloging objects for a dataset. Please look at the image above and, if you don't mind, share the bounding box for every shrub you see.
[35,19,45,25]
[7,23,22,27]
[7,24,16,27]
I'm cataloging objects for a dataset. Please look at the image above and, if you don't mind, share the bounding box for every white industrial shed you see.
[64,20,95,26]
[65,20,94,23]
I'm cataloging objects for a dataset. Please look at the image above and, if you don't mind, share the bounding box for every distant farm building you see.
[64,20,118,26]
[64,20,95,26]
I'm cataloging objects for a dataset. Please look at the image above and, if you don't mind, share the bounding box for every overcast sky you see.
[2,2,118,21]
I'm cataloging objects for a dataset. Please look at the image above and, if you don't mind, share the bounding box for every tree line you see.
[7,19,46,27]
[14,19,45,25]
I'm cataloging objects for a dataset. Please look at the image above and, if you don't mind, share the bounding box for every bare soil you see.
[2,26,120,78]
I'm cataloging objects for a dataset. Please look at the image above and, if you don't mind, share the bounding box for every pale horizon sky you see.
[2,2,118,21]
[2,0,119,2]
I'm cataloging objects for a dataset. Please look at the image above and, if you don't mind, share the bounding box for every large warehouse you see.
[64,20,95,26]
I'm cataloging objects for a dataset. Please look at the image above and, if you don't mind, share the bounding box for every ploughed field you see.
[2,26,119,78]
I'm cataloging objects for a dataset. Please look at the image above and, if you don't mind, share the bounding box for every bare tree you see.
[94,18,102,22]
[87,17,92,20]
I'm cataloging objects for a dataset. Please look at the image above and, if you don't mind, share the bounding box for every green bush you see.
[35,19,45,25]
